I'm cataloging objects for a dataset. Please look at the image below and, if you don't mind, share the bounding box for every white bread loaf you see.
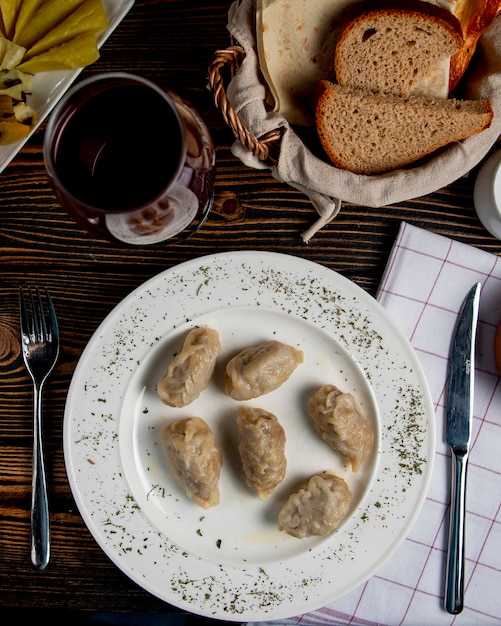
[334,6,464,96]
[449,0,501,91]
[316,81,494,175]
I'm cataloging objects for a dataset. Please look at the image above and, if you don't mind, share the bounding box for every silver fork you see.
[20,287,60,570]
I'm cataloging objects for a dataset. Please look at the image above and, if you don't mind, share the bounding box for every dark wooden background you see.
[0,0,499,621]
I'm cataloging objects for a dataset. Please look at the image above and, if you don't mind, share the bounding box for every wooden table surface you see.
[1,0,500,621]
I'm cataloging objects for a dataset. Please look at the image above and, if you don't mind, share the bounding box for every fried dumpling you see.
[225,340,303,400]
[161,417,222,509]
[237,406,286,500]
[157,327,221,408]
[278,472,352,538]
[307,384,373,472]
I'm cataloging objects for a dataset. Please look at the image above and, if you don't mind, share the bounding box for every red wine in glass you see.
[44,72,215,245]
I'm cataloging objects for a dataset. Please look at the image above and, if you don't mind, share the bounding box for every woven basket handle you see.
[208,45,283,164]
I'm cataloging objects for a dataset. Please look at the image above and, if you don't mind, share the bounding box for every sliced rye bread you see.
[315,81,494,175]
[334,5,464,97]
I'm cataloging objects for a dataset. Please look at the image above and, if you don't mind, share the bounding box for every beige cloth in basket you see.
[225,0,501,241]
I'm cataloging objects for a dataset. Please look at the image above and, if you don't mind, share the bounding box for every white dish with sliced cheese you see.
[0,0,134,174]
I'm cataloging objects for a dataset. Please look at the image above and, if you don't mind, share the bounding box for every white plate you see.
[63,251,435,621]
[0,0,135,175]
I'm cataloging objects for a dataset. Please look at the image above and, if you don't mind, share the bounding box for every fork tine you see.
[19,287,29,336]
[38,288,47,338]
[30,287,42,341]
[44,288,59,343]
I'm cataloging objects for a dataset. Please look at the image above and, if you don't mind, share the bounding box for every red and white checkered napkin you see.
[256,222,501,626]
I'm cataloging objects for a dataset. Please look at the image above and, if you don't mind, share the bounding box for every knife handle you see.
[445,450,468,614]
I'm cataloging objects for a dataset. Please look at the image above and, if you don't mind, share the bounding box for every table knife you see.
[444,281,481,615]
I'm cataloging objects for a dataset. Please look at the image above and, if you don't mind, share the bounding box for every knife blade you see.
[444,281,481,615]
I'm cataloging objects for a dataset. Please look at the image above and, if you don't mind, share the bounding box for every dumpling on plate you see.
[225,339,303,400]
[307,384,373,471]
[157,327,221,408]
[236,406,287,500]
[161,417,223,509]
[278,472,352,539]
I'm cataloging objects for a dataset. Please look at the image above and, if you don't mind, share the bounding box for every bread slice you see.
[316,81,494,175]
[334,6,464,97]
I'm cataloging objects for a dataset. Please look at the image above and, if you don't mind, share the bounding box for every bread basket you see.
[209,45,283,165]
[208,0,501,240]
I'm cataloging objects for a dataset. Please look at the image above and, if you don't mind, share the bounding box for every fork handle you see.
[31,383,50,570]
